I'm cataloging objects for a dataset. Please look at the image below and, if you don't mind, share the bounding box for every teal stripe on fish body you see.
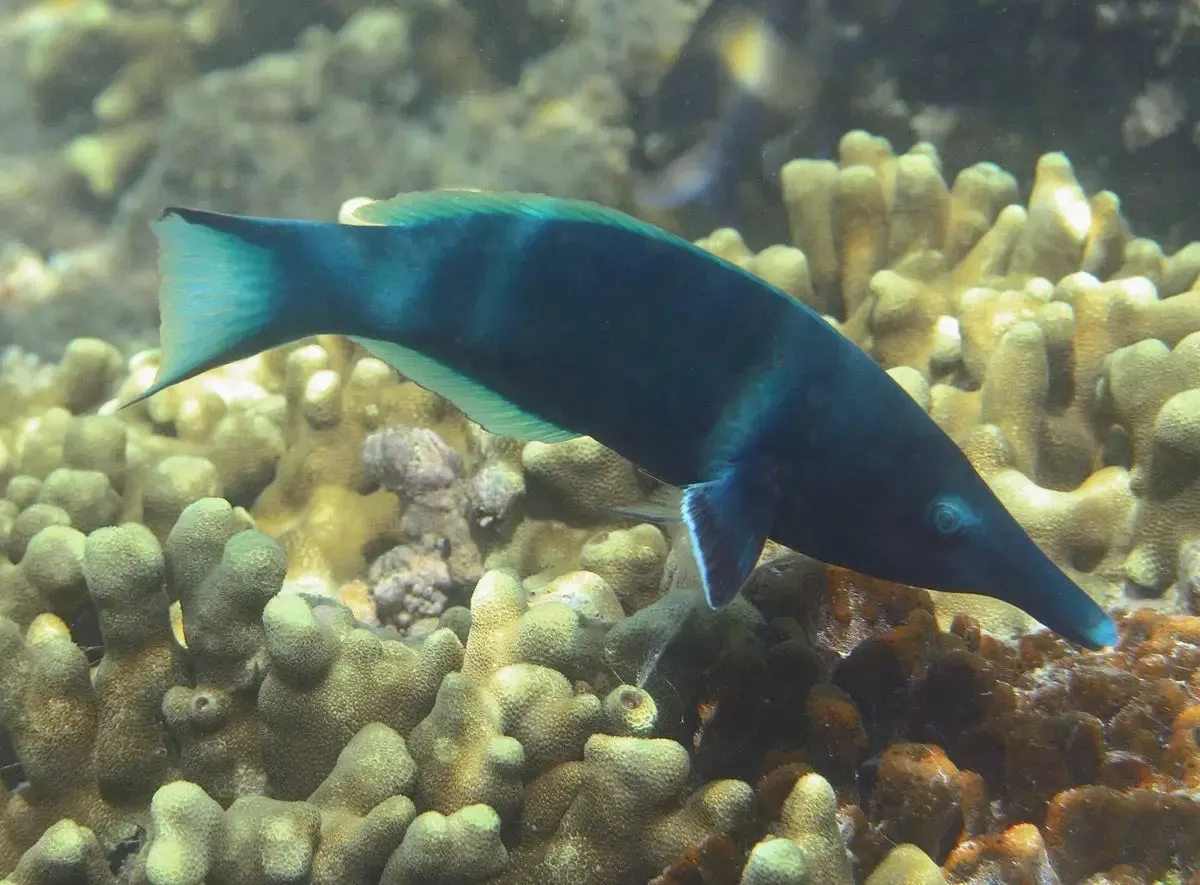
[349,205,825,486]
[133,192,1118,651]
[524,218,818,474]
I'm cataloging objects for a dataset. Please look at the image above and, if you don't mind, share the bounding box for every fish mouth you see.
[1018,567,1118,650]
[1072,604,1119,649]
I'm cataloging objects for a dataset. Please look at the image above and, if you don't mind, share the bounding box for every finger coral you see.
[0,429,1197,883]
[10,1,485,204]
[3,133,1200,885]
[696,131,1200,637]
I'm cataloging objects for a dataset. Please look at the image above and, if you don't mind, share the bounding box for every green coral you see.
[128,722,421,885]
[740,773,853,885]
[259,593,462,800]
[0,496,761,882]
[5,131,1200,884]
[0,819,115,885]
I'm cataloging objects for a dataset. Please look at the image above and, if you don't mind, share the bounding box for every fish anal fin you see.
[608,484,684,524]
[683,461,781,608]
[350,336,580,443]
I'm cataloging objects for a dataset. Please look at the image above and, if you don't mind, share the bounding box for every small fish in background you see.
[631,0,842,228]
[126,191,1117,650]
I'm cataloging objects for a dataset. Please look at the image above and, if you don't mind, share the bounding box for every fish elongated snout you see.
[1055,591,1118,649]
[1001,558,1118,650]
[928,494,1121,650]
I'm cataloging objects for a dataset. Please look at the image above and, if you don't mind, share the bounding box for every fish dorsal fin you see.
[344,190,678,243]
[350,336,580,443]
[683,461,781,608]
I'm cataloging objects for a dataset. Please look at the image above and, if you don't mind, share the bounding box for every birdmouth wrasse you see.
[126,190,1118,650]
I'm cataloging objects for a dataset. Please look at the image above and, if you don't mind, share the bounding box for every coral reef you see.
[1,0,687,356]
[2,0,1200,873]
[8,0,1200,362]
[698,131,1200,637]
[1,495,1196,882]
[7,0,1198,234]
[3,130,1200,883]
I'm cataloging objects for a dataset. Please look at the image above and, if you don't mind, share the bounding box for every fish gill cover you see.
[0,0,1198,883]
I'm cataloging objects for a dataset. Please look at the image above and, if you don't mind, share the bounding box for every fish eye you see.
[926,495,975,538]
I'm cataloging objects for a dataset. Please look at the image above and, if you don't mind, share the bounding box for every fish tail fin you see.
[123,208,312,406]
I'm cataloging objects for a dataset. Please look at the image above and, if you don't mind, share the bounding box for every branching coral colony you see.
[0,132,1198,883]
[11,0,487,202]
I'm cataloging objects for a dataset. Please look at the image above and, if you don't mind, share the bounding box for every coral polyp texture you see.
[1,133,1199,883]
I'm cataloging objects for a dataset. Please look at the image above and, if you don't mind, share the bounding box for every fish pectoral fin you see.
[608,484,684,524]
[682,460,781,608]
[350,337,580,443]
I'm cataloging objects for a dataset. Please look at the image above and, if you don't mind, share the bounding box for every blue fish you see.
[128,191,1117,649]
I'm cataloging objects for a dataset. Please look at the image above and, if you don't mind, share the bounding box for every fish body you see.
[132,192,1117,649]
